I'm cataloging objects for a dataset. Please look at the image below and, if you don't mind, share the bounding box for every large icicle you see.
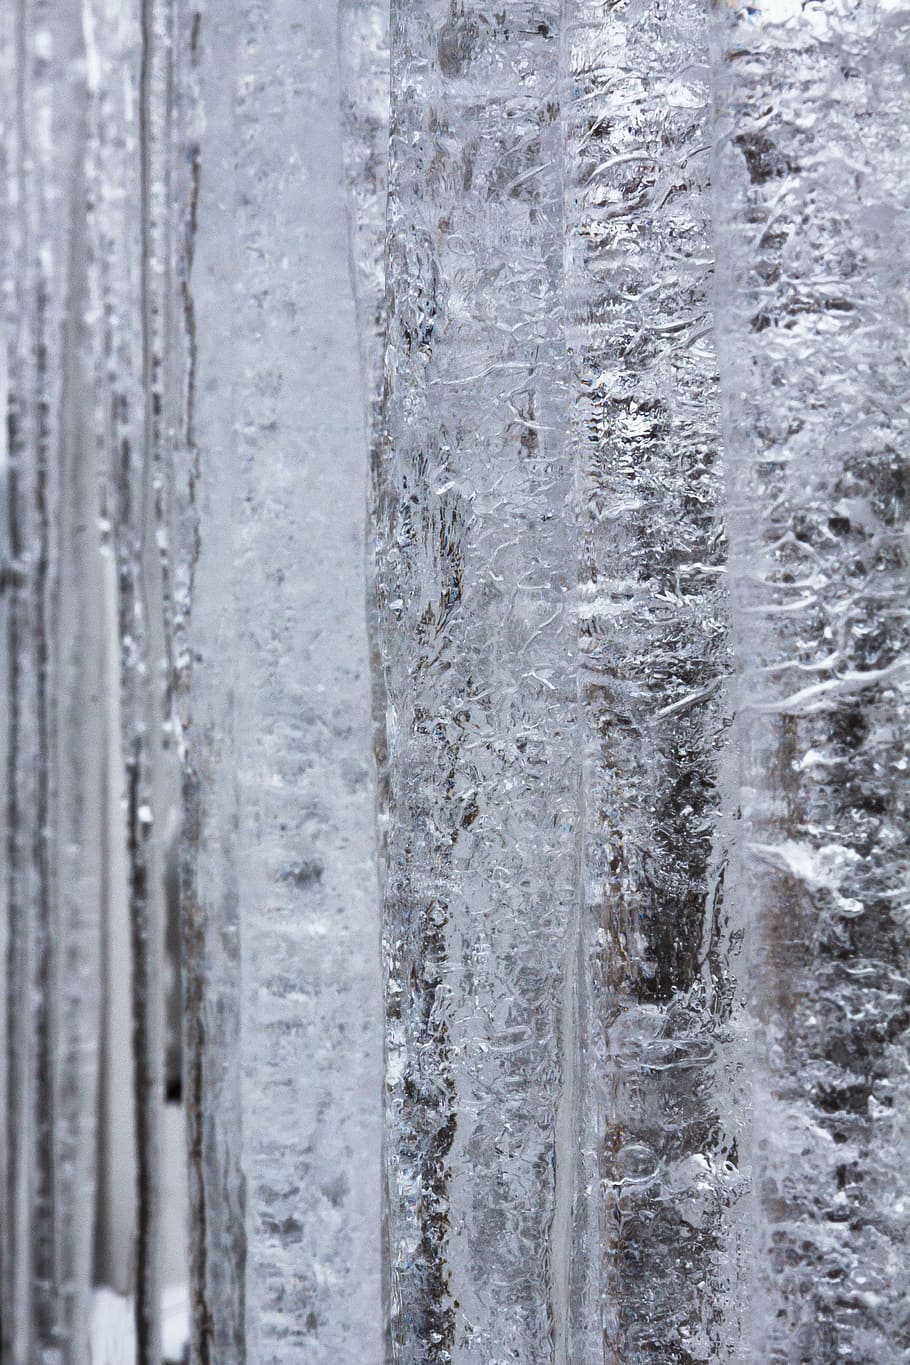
[178,4,247,1359]
[0,6,106,1361]
[83,0,183,1355]
[561,4,745,1360]
[186,0,384,1358]
[711,3,910,1359]
[172,4,250,1364]
[377,5,577,1359]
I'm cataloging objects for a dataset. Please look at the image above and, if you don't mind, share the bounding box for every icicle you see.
[377,5,577,1359]
[0,7,43,1355]
[187,0,384,1357]
[82,0,181,1355]
[0,4,107,1361]
[560,4,746,1359]
[710,3,910,1359]
[177,2,246,1355]
[168,4,246,1364]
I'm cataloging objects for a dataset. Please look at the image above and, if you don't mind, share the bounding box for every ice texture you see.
[185,0,383,1360]
[710,3,910,1360]
[1,2,909,1362]
[561,4,745,1360]
[377,4,578,1360]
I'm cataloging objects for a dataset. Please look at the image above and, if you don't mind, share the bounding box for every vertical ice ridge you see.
[28,26,58,1362]
[558,17,602,1360]
[710,5,910,1360]
[132,2,175,1359]
[83,0,143,1314]
[337,10,393,1352]
[1,5,40,1356]
[379,4,576,1359]
[562,3,743,1359]
[550,775,584,1365]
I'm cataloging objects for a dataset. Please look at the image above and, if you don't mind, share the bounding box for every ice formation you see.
[0,2,907,1363]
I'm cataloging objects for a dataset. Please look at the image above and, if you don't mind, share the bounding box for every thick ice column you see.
[177,7,248,1362]
[0,6,106,1361]
[186,0,383,1358]
[710,4,910,1359]
[377,5,577,1360]
[83,0,183,1355]
[560,5,744,1360]
[175,6,247,1362]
